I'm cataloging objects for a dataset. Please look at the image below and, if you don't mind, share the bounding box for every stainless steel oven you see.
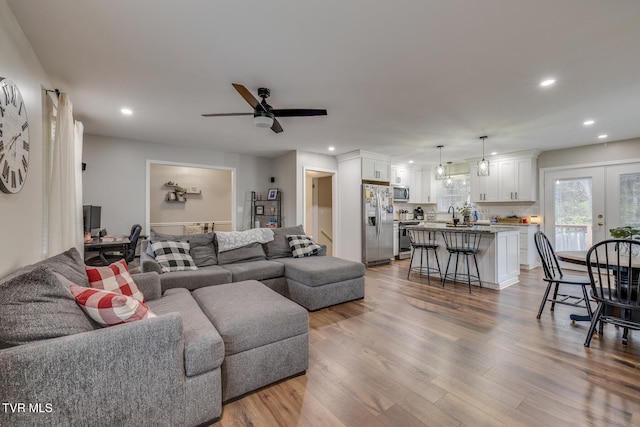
[397,220,420,259]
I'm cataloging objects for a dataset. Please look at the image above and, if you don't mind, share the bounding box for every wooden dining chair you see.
[533,231,593,320]
[584,239,640,347]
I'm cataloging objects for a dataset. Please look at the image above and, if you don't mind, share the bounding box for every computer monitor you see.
[83,205,101,236]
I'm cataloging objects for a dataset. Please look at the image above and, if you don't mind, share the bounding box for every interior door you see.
[544,167,606,251]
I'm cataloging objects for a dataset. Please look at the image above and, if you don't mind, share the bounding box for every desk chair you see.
[441,230,482,293]
[86,224,142,266]
[534,231,593,320]
[584,239,640,347]
[407,228,441,283]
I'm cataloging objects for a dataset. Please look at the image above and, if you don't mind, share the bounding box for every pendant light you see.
[435,145,445,180]
[445,161,454,188]
[477,135,490,176]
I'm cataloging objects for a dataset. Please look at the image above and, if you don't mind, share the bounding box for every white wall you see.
[0,1,53,277]
[82,134,273,235]
[538,138,640,169]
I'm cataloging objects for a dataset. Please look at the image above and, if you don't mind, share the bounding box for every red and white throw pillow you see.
[70,285,156,328]
[85,259,145,302]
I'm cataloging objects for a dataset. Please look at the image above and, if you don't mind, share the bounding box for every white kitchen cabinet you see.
[519,224,540,269]
[409,170,422,203]
[390,166,409,186]
[362,157,390,182]
[421,168,433,203]
[471,155,537,202]
[470,163,499,202]
[497,157,537,201]
[393,222,399,257]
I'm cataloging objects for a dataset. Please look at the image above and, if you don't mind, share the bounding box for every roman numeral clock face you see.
[0,78,30,194]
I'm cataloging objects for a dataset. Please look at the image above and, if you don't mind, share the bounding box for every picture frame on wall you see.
[255,205,264,215]
[267,188,278,200]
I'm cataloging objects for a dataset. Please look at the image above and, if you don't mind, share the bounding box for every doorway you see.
[543,162,640,251]
[304,169,335,256]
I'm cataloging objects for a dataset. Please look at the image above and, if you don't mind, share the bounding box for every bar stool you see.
[441,230,482,293]
[407,228,441,283]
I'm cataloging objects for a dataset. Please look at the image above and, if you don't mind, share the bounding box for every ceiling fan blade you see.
[271,118,283,133]
[201,112,253,117]
[272,109,327,117]
[232,83,266,113]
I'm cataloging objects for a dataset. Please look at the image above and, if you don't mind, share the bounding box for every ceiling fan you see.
[202,83,327,133]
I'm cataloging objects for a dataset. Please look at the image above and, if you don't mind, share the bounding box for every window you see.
[436,174,471,212]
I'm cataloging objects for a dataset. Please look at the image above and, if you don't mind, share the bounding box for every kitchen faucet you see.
[448,206,456,221]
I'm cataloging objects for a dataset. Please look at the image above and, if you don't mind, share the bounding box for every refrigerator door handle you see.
[376,193,381,237]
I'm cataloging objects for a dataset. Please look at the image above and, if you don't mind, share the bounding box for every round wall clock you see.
[0,77,30,194]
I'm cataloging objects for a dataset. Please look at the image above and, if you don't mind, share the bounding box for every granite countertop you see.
[408,223,520,233]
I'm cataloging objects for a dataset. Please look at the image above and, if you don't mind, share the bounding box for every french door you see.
[544,162,640,251]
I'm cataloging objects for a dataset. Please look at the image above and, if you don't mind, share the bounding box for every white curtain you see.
[46,93,84,256]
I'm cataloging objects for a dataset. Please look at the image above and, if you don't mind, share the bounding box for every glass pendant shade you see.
[444,162,454,188]
[477,158,490,176]
[477,136,490,176]
[435,145,445,180]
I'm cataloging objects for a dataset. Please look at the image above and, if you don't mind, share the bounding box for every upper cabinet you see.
[420,167,433,204]
[390,165,410,186]
[362,157,390,182]
[470,154,538,202]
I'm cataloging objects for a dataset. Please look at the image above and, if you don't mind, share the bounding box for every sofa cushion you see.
[158,265,232,292]
[287,235,322,258]
[85,259,145,302]
[0,266,97,348]
[147,288,224,376]
[220,260,285,282]
[150,231,217,267]
[276,256,366,287]
[192,280,308,355]
[263,225,306,259]
[217,242,267,265]
[151,241,198,273]
[2,247,90,288]
[70,285,156,327]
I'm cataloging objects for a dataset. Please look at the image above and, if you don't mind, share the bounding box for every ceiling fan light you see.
[254,115,274,128]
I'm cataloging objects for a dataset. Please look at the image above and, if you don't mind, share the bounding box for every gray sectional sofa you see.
[140,225,366,311]
[0,225,365,426]
[0,248,309,426]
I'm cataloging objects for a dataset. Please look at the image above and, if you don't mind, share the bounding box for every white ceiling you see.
[8,0,640,166]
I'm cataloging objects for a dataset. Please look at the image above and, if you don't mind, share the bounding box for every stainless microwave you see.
[392,185,410,202]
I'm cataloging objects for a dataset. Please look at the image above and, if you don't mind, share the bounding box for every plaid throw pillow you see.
[286,235,322,258]
[85,259,145,302]
[150,240,198,273]
[70,285,156,328]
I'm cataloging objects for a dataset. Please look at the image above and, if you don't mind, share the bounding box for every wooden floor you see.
[211,260,640,427]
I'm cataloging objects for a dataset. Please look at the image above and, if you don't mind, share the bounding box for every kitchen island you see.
[407,223,520,290]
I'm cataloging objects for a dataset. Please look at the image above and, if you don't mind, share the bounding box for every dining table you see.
[556,249,640,322]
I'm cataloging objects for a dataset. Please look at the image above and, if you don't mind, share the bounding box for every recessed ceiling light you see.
[121,108,133,115]
[328,146,335,151]
[408,160,414,164]
[583,120,595,126]
[490,151,498,156]
[540,79,556,87]
[598,134,608,139]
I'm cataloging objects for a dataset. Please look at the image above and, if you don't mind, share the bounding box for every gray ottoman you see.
[276,256,366,311]
[192,280,309,402]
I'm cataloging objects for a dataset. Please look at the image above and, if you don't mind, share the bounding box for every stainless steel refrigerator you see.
[362,184,394,266]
